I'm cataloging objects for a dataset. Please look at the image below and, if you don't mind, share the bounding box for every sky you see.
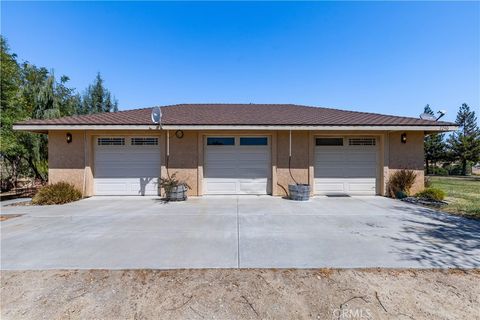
[2,1,479,123]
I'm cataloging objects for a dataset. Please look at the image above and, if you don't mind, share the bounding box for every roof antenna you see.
[436,110,447,121]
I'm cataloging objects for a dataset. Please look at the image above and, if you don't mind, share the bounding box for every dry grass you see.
[429,176,480,219]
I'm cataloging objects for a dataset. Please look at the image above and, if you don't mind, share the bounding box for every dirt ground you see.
[0,214,23,222]
[1,269,479,320]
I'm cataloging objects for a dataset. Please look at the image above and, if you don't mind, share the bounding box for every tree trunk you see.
[3,155,21,190]
[26,157,46,182]
[462,158,467,176]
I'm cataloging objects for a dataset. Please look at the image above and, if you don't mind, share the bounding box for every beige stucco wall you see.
[47,129,426,198]
[275,131,310,196]
[164,130,199,196]
[48,131,86,194]
[386,131,425,195]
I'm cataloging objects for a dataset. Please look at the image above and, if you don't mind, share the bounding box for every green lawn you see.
[428,176,480,219]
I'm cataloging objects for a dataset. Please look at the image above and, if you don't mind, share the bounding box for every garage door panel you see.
[344,166,376,175]
[204,137,270,195]
[96,153,159,163]
[315,162,345,170]
[314,159,346,165]
[314,180,345,192]
[204,180,238,194]
[342,172,376,179]
[315,168,345,178]
[205,168,239,178]
[205,160,236,169]
[314,153,345,162]
[95,178,159,195]
[95,147,160,161]
[315,137,378,195]
[94,180,129,192]
[205,146,236,151]
[239,179,269,194]
[346,179,376,193]
[238,160,270,170]
[205,153,236,162]
[129,179,159,192]
[237,150,269,158]
[96,172,160,179]
[348,153,377,162]
[94,137,160,196]
[95,163,155,170]
[96,160,160,168]
[345,160,376,167]
[236,168,269,179]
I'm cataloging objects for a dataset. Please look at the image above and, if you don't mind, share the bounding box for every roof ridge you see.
[159,103,452,124]
[109,103,451,124]
[15,103,456,127]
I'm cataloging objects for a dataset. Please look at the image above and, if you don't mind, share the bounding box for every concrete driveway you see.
[1,196,479,269]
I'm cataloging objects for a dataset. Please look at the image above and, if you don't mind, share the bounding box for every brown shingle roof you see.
[16,104,454,126]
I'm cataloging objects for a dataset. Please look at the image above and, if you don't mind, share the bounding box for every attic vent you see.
[131,137,158,146]
[98,137,125,146]
[348,138,376,146]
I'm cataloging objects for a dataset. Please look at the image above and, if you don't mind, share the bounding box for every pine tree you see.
[423,104,446,174]
[447,103,480,175]
[80,73,118,114]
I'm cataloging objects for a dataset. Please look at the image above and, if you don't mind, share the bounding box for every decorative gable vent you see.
[348,138,376,146]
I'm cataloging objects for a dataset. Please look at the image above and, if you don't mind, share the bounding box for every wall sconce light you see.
[401,133,407,144]
[66,132,73,144]
[175,130,184,139]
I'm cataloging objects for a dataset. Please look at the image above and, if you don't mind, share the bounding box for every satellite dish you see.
[151,106,162,125]
[419,113,436,121]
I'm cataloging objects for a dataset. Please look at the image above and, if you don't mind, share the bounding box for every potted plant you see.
[160,173,191,201]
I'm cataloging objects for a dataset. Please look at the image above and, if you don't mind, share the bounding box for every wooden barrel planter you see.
[166,185,188,201]
[288,184,311,201]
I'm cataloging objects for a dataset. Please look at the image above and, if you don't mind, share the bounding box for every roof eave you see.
[13,124,458,132]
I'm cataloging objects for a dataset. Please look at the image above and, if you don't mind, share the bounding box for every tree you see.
[1,36,120,188]
[423,104,446,174]
[0,36,82,184]
[447,103,480,175]
[79,73,118,114]
[1,36,25,188]
[18,65,81,180]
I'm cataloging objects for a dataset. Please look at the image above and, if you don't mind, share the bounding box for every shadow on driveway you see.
[388,205,480,268]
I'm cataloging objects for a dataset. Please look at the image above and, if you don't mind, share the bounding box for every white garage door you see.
[94,136,160,196]
[314,137,378,195]
[204,137,270,195]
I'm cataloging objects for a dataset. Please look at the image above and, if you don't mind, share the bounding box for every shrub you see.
[387,169,417,198]
[159,173,191,193]
[416,188,445,201]
[443,163,473,176]
[32,182,82,205]
[431,167,449,176]
[424,176,431,188]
